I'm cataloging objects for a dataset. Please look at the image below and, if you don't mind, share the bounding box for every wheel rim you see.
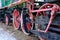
[13,9,21,30]
[21,22,31,35]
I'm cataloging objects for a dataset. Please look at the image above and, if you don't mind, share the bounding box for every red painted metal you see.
[5,15,8,27]
[26,0,60,33]
[13,9,21,30]
[31,8,52,12]
[26,22,31,31]
[33,4,60,33]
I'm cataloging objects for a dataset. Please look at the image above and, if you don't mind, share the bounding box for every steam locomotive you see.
[0,0,60,40]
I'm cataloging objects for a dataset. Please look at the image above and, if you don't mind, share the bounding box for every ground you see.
[0,22,38,40]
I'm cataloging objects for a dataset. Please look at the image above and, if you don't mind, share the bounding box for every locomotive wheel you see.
[13,9,21,30]
[34,4,59,40]
[20,12,32,35]
[21,22,31,35]
[36,3,56,33]
[5,15,8,26]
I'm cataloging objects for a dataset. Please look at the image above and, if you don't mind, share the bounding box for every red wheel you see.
[36,3,59,33]
[21,12,32,35]
[5,15,8,26]
[13,9,21,30]
[21,22,32,35]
